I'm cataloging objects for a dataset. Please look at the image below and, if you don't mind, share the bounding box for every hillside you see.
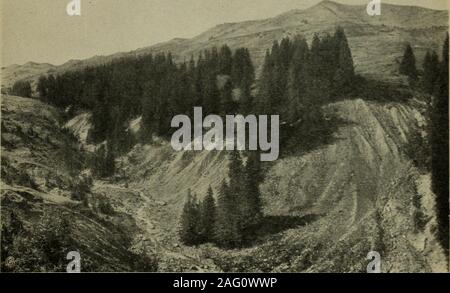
[0,95,156,272]
[1,0,448,273]
[65,95,446,272]
[2,94,446,272]
[2,1,448,89]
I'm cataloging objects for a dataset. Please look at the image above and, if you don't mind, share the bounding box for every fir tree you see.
[287,36,310,122]
[242,152,263,229]
[400,44,418,80]
[232,48,255,113]
[257,49,276,114]
[214,180,241,248]
[220,78,237,115]
[200,186,217,242]
[219,45,233,75]
[333,27,355,91]
[203,74,221,115]
[422,50,439,94]
[179,190,202,245]
[430,34,449,254]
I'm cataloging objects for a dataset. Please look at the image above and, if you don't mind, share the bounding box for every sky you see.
[1,0,448,66]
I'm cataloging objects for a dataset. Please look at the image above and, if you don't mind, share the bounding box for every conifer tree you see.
[228,152,244,193]
[400,44,418,80]
[430,34,449,254]
[203,74,221,115]
[141,80,158,141]
[333,27,355,91]
[257,49,276,114]
[179,190,202,245]
[232,48,255,113]
[242,152,263,229]
[287,36,309,122]
[228,152,248,239]
[219,45,233,75]
[214,180,241,248]
[200,186,217,242]
[220,78,236,115]
[422,50,439,94]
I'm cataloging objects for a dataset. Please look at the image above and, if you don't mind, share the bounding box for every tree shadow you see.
[278,114,353,160]
[241,214,320,247]
[349,77,414,104]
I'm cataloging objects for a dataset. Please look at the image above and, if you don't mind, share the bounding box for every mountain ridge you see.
[2,1,448,90]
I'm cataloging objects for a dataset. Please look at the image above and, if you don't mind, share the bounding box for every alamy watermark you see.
[170,107,279,162]
[66,251,81,273]
[67,0,81,16]
[366,251,381,273]
[366,0,381,16]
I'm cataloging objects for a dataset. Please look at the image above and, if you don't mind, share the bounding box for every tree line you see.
[34,46,254,178]
[399,35,449,254]
[34,27,355,142]
[423,36,449,255]
[179,152,263,248]
[23,27,356,178]
[256,27,355,123]
[36,46,254,142]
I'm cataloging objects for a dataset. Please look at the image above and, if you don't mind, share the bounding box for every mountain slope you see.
[259,98,446,272]
[1,95,156,272]
[78,95,446,272]
[2,1,448,89]
[2,1,448,272]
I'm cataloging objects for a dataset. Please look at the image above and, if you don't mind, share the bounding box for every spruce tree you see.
[232,48,255,114]
[228,152,247,242]
[257,49,276,114]
[214,180,241,248]
[219,45,233,75]
[228,152,244,194]
[180,190,202,245]
[334,27,355,91]
[242,152,263,229]
[203,74,220,115]
[200,186,217,242]
[141,80,158,141]
[422,50,440,94]
[399,44,418,80]
[287,36,309,122]
[430,34,449,254]
[220,78,236,115]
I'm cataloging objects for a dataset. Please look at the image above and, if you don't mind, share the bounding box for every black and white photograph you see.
[0,0,449,275]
